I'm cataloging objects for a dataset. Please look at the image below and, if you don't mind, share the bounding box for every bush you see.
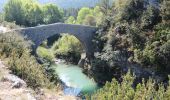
[154,23,170,40]
[141,5,160,29]
[87,72,170,100]
[37,46,55,61]
[0,31,51,88]
[133,22,170,70]
[51,34,83,63]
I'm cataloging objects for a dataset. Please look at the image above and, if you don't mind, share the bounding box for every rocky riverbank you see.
[0,60,80,100]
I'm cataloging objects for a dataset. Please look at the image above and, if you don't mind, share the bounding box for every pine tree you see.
[161,0,170,23]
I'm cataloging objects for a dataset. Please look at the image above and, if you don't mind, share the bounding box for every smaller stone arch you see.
[12,23,98,57]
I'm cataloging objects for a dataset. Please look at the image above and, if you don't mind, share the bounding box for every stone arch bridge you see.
[13,23,98,57]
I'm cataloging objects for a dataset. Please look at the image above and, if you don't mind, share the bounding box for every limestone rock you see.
[1,74,27,88]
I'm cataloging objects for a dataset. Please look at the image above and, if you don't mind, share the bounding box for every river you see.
[50,62,98,96]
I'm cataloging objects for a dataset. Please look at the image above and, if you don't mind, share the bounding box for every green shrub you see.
[51,34,83,61]
[0,31,51,88]
[134,23,170,70]
[87,72,170,100]
[140,5,160,29]
[154,23,170,41]
[37,46,55,61]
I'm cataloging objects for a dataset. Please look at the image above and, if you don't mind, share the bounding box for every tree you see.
[63,8,79,18]
[25,2,43,26]
[76,7,93,24]
[52,34,83,56]
[66,6,103,26]
[141,5,160,29]
[99,0,112,15]
[51,34,83,63]
[4,0,63,26]
[65,16,76,24]
[4,0,27,25]
[43,4,63,24]
[93,6,103,26]
[161,0,170,23]
[83,15,96,26]
[114,0,145,23]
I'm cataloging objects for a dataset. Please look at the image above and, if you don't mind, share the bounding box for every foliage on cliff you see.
[91,0,170,88]
[87,72,170,100]
[0,31,52,88]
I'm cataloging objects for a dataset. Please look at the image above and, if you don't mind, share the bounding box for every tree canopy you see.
[4,0,63,26]
[65,6,103,26]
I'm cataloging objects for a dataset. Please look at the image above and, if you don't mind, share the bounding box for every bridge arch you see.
[13,23,98,57]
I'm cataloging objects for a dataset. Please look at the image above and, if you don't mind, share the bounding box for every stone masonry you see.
[13,23,98,57]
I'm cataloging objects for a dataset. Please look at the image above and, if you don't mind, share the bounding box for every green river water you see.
[51,63,98,96]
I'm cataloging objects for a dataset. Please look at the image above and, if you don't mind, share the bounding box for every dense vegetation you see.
[51,34,83,63]
[0,0,102,12]
[37,6,104,63]
[87,0,170,99]
[0,0,170,99]
[37,34,83,64]
[0,30,52,88]
[3,0,63,27]
[65,6,103,26]
[87,71,170,100]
